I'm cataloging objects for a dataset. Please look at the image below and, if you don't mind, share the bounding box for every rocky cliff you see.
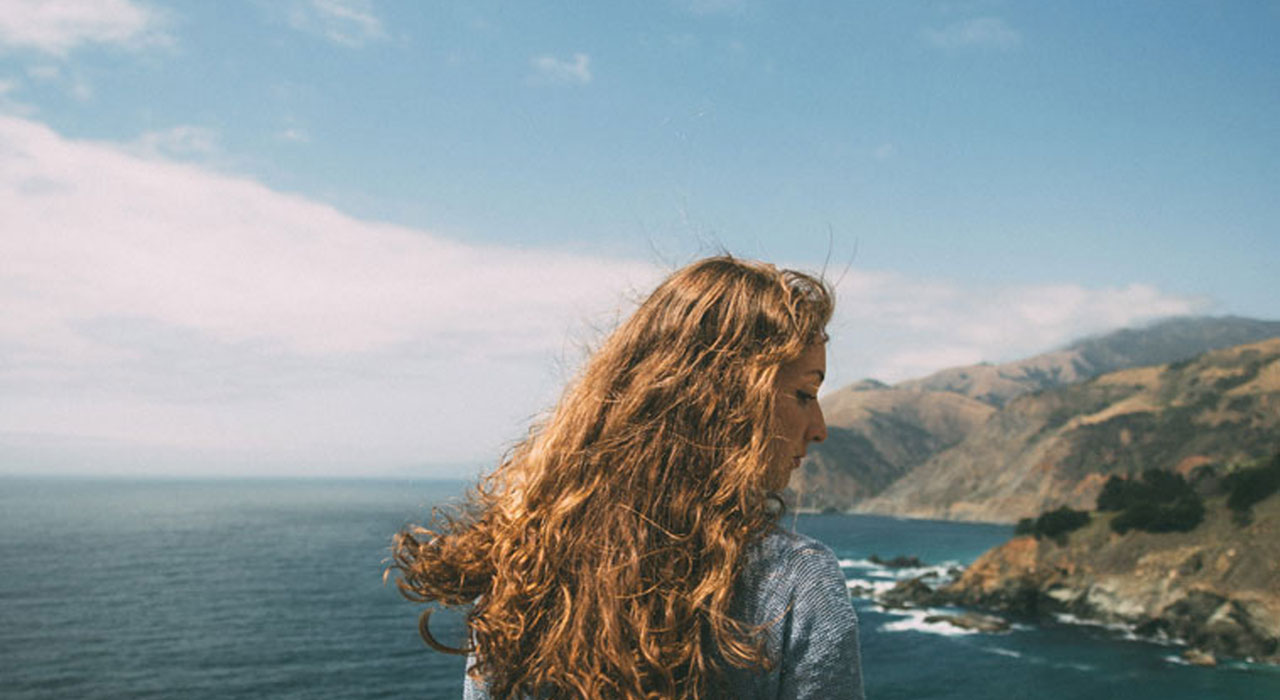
[856,337,1280,522]
[940,492,1280,664]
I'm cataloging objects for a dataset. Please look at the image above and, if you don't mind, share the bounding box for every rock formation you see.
[939,492,1280,664]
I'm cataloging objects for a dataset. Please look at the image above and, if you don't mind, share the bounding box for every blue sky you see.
[1,1,1277,476]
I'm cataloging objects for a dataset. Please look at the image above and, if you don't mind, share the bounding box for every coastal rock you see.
[868,554,926,569]
[923,612,1011,634]
[940,494,1280,664]
[1182,648,1217,667]
[878,577,941,609]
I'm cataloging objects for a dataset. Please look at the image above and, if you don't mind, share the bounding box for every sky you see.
[1,0,1277,477]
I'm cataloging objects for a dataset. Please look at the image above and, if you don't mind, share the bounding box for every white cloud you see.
[278,127,309,143]
[68,76,92,100]
[0,116,1206,474]
[288,0,386,48]
[530,53,592,85]
[0,76,35,115]
[825,270,1205,386]
[130,124,220,159]
[0,115,658,474]
[0,0,168,56]
[921,17,1021,50]
[22,62,94,101]
[26,64,61,81]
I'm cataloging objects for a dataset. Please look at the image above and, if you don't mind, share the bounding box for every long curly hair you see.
[389,255,833,699]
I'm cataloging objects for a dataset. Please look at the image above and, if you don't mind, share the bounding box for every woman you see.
[390,255,864,699]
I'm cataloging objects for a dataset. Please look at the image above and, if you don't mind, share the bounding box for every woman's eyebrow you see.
[807,369,825,382]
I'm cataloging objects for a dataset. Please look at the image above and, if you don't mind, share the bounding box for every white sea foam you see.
[883,563,960,581]
[878,608,979,637]
[844,577,898,597]
[1052,613,1135,635]
[837,558,964,583]
[1051,612,1188,647]
[838,558,875,569]
[985,647,1023,659]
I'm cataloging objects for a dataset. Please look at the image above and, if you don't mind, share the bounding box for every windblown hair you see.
[389,256,833,699]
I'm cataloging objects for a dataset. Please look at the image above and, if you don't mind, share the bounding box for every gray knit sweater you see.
[462,529,865,699]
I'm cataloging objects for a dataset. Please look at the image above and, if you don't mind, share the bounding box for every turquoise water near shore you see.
[1,478,1276,699]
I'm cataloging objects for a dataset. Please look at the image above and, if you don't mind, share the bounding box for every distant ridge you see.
[791,316,1280,513]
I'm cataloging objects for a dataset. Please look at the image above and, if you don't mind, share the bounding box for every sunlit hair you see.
[389,255,833,699]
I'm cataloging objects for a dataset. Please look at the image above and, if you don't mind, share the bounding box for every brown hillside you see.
[857,338,1280,522]
[788,386,993,510]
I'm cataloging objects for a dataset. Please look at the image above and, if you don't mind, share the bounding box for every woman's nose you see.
[809,405,827,443]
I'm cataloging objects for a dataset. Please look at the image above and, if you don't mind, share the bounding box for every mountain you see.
[856,337,1280,522]
[794,316,1280,511]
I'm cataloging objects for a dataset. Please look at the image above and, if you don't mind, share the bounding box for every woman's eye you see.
[796,390,816,405]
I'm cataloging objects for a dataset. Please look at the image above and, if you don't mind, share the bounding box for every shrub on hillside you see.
[1111,496,1205,534]
[1098,470,1206,534]
[1014,506,1090,543]
[1223,452,1280,519]
[1097,475,1147,511]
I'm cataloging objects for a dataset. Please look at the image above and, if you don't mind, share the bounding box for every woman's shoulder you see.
[749,528,841,569]
[736,528,846,603]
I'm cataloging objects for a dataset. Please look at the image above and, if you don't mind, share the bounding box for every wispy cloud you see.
[278,127,309,143]
[529,53,592,85]
[0,0,169,56]
[130,124,220,159]
[22,62,94,101]
[921,17,1022,50]
[0,115,655,473]
[0,118,1204,474]
[827,271,1204,385]
[288,0,386,48]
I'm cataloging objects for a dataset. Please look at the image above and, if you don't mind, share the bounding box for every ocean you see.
[1,478,1276,699]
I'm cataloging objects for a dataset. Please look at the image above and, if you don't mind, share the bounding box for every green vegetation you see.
[1014,506,1091,543]
[1096,470,1205,534]
[1223,452,1280,522]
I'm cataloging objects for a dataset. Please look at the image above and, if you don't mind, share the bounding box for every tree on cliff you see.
[1096,470,1205,534]
[1224,452,1280,524]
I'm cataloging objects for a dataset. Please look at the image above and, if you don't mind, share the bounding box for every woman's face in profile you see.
[767,342,828,492]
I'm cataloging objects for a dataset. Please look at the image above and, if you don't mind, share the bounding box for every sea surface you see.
[1,478,1277,699]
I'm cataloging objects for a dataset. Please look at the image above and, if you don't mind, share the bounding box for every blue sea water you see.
[1,478,1276,699]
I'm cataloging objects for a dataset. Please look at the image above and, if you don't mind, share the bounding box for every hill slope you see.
[857,338,1280,522]
[790,385,993,509]
[796,316,1280,510]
